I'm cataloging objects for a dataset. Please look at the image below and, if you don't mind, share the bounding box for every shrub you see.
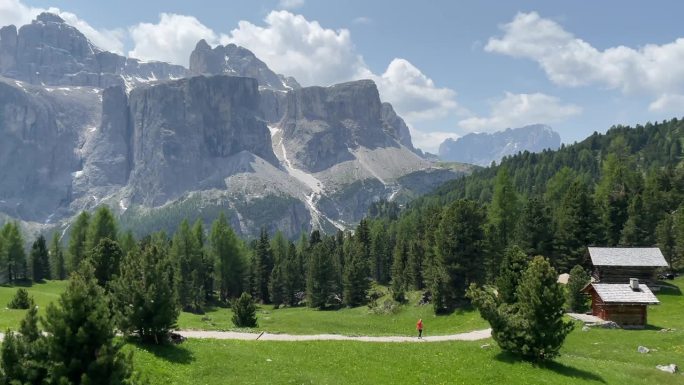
[7,288,34,309]
[566,265,591,312]
[232,292,258,328]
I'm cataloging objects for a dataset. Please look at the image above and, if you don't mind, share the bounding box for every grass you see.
[179,290,487,336]
[131,276,684,384]
[0,280,66,331]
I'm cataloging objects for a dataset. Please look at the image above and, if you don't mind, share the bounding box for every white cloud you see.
[352,16,372,25]
[278,0,305,9]
[409,127,459,154]
[128,13,217,66]
[648,94,684,113]
[373,59,461,122]
[221,10,367,86]
[486,12,684,107]
[458,92,581,132]
[0,0,124,53]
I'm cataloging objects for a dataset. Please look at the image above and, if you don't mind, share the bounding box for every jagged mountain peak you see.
[438,124,561,166]
[35,12,66,24]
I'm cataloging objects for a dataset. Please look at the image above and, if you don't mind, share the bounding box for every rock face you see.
[126,75,278,205]
[189,40,299,91]
[0,16,471,238]
[438,124,561,166]
[0,12,187,89]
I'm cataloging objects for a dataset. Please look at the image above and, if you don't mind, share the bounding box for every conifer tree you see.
[49,233,66,280]
[30,234,50,281]
[86,205,118,251]
[495,246,528,304]
[1,222,26,282]
[342,237,370,307]
[556,180,602,270]
[621,195,650,245]
[119,230,137,258]
[192,219,213,300]
[306,239,338,309]
[67,211,90,273]
[673,207,684,270]
[405,241,423,290]
[488,167,519,249]
[210,213,245,301]
[0,305,48,384]
[171,220,204,312]
[566,265,590,312]
[111,244,179,344]
[89,238,124,287]
[44,264,134,383]
[284,242,304,305]
[515,197,554,258]
[252,228,273,303]
[369,223,390,284]
[232,292,257,327]
[390,240,407,302]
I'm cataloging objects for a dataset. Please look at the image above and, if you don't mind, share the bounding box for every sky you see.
[2,0,684,153]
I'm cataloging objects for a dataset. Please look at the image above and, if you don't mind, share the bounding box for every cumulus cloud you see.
[278,0,305,9]
[458,92,581,132]
[648,94,684,113]
[128,13,217,66]
[0,0,124,53]
[373,59,460,121]
[409,127,460,154]
[486,12,684,104]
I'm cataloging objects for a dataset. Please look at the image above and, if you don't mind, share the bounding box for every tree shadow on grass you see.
[656,282,681,296]
[131,341,195,365]
[495,352,606,384]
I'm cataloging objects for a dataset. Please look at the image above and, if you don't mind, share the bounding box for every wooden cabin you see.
[582,279,659,329]
[588,247,668,287]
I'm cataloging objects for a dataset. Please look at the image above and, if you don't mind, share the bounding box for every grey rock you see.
[656,364,678,374]
[438,124,561,166]
[480,343,491,349]
[638,346,650,354]
[582,325,590,332]
[381,102,415,151]
[601,321,620,329]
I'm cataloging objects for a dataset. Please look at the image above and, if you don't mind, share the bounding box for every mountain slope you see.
[438,124,561,166]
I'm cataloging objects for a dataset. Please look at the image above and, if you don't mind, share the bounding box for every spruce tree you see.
[44,264,134,383]
[268,231,289,306]
[673,207,684,270]
[30,234,50,281]
[556,180,602,271]
[369,223,390,284]
[621,195,649,245]
[488,167,520,249]
[49,233,66,280]
[119,230,137,258]
[306,239,338,309]
[252,228,273,303]
[86,206,118,251]
[405,241,423,290]
[192,219,213,301]
[210,213,245,301]
[89,238,124,287]
[0,305,48,384]
[1,223,26,282]
[232,292,258,327]
[515,197,554,258]
[171,220,204,312]
[111,244,179,344]
[389,240,407,303]
[284,242,304,305]
[67,211,90,273]
[495,246,528,304]
[566,265,590,312]
[342,237,370,307]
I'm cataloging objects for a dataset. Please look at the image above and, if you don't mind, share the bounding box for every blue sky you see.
[3,0,684,152]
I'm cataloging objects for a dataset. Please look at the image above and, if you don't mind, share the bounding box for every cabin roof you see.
[583,283,660,304]
[588,247,668,267]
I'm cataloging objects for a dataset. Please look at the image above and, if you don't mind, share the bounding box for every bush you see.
[368,299,401,315]
[232,292,257,328]
[7,288,34,309]
[468,256,574,362]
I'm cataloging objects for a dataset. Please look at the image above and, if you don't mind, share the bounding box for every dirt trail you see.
[177,328,492,343]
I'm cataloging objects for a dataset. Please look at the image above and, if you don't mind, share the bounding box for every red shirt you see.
[417,320,423,330]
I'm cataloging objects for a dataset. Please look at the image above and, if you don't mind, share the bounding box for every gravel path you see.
[0,328,492,343]
[177,328,492,343]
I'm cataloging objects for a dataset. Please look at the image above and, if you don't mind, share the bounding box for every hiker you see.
[416,318,423,338]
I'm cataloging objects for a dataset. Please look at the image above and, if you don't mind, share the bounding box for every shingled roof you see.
[588,247,668,267]
[584,283,660,304]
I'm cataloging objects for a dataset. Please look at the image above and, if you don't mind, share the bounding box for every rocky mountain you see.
[0,12,186,90]
[0,13,472,238]
[438,124,561,166]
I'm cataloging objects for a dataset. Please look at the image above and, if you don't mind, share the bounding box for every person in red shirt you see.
[416,319,423,338]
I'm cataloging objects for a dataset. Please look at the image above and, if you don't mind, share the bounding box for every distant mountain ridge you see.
[0,13,472,238]
[438,124,561,166]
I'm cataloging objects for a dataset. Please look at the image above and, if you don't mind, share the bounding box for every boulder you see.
[655,364,678,374]
[637,346,650,354]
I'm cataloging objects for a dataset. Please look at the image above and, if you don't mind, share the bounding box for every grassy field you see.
[0,280,66,331]
[132,276,684,384]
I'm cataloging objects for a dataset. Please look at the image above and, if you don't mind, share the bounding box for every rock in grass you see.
[656,364,678,374]
[637,346,650,354]
[582,325,590,332]
[480,344,491,349]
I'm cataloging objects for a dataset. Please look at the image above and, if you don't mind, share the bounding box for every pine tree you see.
[595,152,637,245]
[232,292,257,327]
[111,244,179,344]
[488,167,520,249]
[119,230,137,258]
[49,233,66,280]
[30,235,50,282]
[284,242,304,306]
[89,238,124,287]
[193,219,213,301]
[0,305,48,384]
[86,206,118,251]
[369,223,390,284]
[389,239,407,302]
[515,197,554,258]
[210,213,245,301]
[171,220,205,312]
[306,238,338,309]
[252,228,273,303]
[1,222,27,282]
[268,231,289,306]
[621,195,650,245]
[495,246,528,304]
[566,265,590,312]
[67,211,90,273]
[434,200,486,310]
[342,237,370,307]
[556,180,602,271]
[405,241,423,290]
[673,207,684,271]
[44,264,134,383]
